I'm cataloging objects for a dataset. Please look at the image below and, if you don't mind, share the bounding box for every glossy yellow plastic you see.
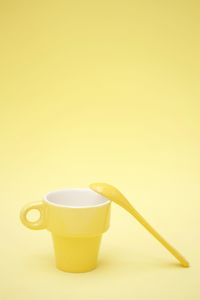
[20,189,111,273]
[90,183,189,267]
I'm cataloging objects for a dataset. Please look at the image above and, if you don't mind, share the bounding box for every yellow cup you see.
[20,188,111,273]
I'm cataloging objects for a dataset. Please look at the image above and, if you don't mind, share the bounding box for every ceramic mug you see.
[20,188,111,272]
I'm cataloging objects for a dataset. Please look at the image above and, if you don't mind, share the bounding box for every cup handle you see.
[20,201,46,230]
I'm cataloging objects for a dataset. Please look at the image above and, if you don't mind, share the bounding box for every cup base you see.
[56,263,98,273]
[52,234,102,273]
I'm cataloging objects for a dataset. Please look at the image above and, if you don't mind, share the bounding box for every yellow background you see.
[0,0,200,299]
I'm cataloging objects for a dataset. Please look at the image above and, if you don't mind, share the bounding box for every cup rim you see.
[43,188,110,208]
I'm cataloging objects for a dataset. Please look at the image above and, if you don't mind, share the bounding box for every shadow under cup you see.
[20,189,111,273]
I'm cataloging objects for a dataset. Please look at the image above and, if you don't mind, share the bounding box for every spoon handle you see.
[126,204,189,267]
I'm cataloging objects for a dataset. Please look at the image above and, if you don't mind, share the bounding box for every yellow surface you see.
[0,0,200,299]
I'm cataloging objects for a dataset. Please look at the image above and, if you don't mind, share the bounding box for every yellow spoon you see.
[89,182,189,267]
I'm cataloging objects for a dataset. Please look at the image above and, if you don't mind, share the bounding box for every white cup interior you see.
[44,188,110,208]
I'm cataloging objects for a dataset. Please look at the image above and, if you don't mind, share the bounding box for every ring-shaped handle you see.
[20,201,46,230]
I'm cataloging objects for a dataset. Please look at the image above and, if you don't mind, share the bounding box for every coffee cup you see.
[20,188,111,272]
